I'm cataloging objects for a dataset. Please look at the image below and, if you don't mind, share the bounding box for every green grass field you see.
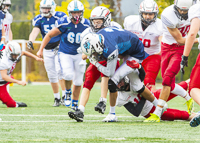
[1,83,200,143]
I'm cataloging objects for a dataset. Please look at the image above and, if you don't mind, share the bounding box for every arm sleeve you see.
[123,97,146,117]
[95,56,118,77]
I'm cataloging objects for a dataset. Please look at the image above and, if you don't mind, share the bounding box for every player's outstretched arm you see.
[27,27,41,50]
[0,69,26,86]
[22,51,44,63]
[183,18,200,57]
[37,27,61,58]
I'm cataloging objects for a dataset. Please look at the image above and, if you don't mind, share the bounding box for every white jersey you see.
[116,86,153,117]
[3,12,13,43]
[124,15,162,55]
[80,21,122,40]
[188,3,200,49]
[0,53,17,86]
[161,5,191,45]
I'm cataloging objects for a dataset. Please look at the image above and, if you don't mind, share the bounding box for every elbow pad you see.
[138,65,146,82]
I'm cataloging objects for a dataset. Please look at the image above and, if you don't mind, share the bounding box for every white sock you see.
[62,90,66,97]
[152,98,158,107]
[110,106,115,114]
[78,105,85,112]
[54,92,60,99]
[171,84,191,101]
[99,97,107,103]
[153,106,163,117]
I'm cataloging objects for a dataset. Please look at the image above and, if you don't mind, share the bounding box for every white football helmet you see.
[90,6,111,32]
[2,0,11,13]
[5,41,21,62]
[139,0,159,25]
[40,0,56,17]
[68,0,84,23]
[81,33,104,56]
[174,0,193,20]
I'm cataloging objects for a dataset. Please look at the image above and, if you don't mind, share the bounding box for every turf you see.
[0,83,200,143]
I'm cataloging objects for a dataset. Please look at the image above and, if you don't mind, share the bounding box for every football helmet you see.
[67,0,84,23]
[139,0,159,25]
[5,41,21,62]
[40,0,56,17]
[174,0,193,20]
[117,76,130,91]
[1,0,11,13]
[90,6,111,32]
[81,33,104,56]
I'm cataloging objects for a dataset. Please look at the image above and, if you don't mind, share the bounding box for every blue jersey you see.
[56,16,90,55]
[97,27,148,60]
[0,10,5,40]
[33,11,66,44]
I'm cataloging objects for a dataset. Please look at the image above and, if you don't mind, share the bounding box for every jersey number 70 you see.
[139,38,151,48]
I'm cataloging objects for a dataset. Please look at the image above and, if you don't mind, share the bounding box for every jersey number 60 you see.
[68,32,81,44]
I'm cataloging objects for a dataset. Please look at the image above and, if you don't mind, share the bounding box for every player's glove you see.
[0,41,4,50]
[27,41,34,50]
[180,55,188,74]
[89,55,98,65]
[0,51,3,59]
[77,47,82,54]
[126,60,141,69]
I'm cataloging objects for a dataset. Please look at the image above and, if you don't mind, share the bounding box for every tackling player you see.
[116,75,196,122]
[145,0,197,122]
[68,28,160,122]
[181,2,200,127]
[37,0,90,110]
[0,41,43,109]
[74,6,121,122]
[29,0,66,107]
[124,0,162,91]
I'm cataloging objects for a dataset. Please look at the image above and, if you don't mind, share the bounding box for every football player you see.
[116,75,196,122]
[71,6,121,122]
[68,28,160,122]
[181,1,200,127]
[0,41,43,110]
[144,0,198,122]
[0,0,6,54]
[28,0,66,107]
[2,0,12,44]
[37,0,90,110]
[124,0,162,91]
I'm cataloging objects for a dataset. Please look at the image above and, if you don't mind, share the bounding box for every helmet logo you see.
[83,41,90,53]
[9,46,12,52]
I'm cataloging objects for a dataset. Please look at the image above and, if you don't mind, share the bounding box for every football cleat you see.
[68,109,84,122]
[185,98,194,115]
[102,113,118,122]
[190,112,200,127]
[64,91,71,107]
[16,102,27,107]
[94,98,106,114]
[144,113,160,122]
[61,96,65,106]
[52,98,61,107]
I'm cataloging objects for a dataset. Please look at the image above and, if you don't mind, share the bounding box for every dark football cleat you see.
[94,101,106,114]
[17,102,27,107]
[52,98,61,107]
[68,109,84,122]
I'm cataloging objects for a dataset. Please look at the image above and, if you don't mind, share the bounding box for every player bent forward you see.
[0,41,43,111]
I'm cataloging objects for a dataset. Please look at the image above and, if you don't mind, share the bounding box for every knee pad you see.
[108,79,118,93]
[162,75,172,87]
[136,85,145,94]
[49,77,58,83]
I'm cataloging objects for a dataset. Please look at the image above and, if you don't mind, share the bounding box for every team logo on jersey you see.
[103,47,108,53]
